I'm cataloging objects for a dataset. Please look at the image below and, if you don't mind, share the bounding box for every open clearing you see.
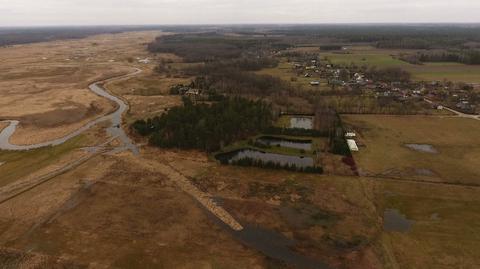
[342,115,480,185]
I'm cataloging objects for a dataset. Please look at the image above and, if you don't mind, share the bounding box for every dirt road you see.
[425,98,480,121]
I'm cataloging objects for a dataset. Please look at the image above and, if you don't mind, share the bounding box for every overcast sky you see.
[0,0,479,26]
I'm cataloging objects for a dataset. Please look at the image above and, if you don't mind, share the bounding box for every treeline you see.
[364,67,411,83]
[417,50,480,65]
[264,127,329,137]
[132,97,273,152]
[376,38,433,49]
[231,157,323,174]
[314,96,426,115]
[0,26,162,46]
[268,24,480,48]
[320,45,343,51]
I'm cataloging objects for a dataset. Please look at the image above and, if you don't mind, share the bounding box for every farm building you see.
[345,132,356,138]
[310,81,320,86]
[347,139,359,152]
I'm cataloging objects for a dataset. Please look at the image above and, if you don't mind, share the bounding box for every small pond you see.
[290,116,313,129]
[384,208,414,233]
[256,136,312,151]
[405,144,438,154]
[216,149,314,168]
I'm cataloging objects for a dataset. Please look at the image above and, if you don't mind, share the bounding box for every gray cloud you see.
[0,0,478,26]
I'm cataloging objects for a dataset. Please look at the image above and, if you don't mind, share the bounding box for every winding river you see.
[0,69,140,154]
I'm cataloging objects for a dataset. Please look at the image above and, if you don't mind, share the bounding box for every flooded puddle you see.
[233,224,330,269]
[256,136,312,151]
[384,208,414,232]
[216,149,314,168]
[0,70,140,154]
[405,144,438,154]
[415,168,435,176]
[430,213,441,221]
[290,116,313,129]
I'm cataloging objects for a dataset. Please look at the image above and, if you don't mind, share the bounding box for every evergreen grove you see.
[132,97,273,152]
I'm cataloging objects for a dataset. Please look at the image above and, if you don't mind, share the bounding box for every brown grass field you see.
[1,31,480,269]
[340,114,480,268]
[376,180,480,269]
[342,114,480,185]
[0,31,162,145]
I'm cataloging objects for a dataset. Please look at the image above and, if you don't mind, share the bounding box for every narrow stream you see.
[0,69,140,154]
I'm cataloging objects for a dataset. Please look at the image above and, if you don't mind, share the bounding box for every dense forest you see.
[264,24,480,49]
[148,33,290,62]
[132,97,273,152]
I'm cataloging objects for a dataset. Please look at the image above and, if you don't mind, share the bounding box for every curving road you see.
[0,69,141,154]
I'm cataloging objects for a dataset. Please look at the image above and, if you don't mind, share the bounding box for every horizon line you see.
[2,22,480,28]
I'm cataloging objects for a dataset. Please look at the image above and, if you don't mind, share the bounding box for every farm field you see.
[342,114,480,185]
[320,47,480,83]
[377,180,480,269]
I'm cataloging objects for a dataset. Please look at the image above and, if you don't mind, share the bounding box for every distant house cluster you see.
[289,53,479,115]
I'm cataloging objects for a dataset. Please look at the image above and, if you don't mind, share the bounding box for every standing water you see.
[290,116,313,129]
[384,208,414,232]
[256,136,312,151]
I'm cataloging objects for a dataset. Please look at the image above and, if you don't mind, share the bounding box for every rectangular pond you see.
[256,136,312,151]
[290,116,313,130]
[216,149,315,169]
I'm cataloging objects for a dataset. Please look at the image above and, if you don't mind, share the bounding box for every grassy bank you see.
[0,135,87,187]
